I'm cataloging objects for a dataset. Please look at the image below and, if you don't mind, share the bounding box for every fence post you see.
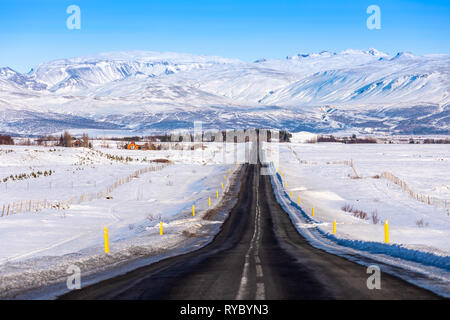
[104,227,110,253]
[384,220,389,243]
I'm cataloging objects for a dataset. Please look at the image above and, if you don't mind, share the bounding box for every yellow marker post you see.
[224,175,226,180]
[384,220,389,243]
[285,182,287,188]
[312,207,315,217]
[216,191,219,199]
[192,205,195,217]
[228,169,231,174]
[298,195,301,205]
[160,222,163,235]
[333,220,336,235]
[290,191,293,198]
[104,227,110,253]
[209,196,211,207]
[221,183,224,189]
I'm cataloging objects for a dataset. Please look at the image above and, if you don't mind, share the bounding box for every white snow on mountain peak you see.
[0,49,449,135]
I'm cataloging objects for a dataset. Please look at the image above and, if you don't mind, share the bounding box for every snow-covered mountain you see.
[0,49,449,135]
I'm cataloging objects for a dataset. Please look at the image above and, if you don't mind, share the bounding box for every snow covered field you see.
[264,141,450,296]
[272,142,450,252]
[0,142,247,298]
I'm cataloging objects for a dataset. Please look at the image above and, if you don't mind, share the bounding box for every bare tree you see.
[81,133,89,148]
[63,131,73,147]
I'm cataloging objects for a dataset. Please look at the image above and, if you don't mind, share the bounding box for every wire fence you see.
[288,144,448,211]
[330,160,360,178]
[0,163,169,217]
[379,171,450,210]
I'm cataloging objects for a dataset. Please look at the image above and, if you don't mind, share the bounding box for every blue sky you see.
[1,0,449,72]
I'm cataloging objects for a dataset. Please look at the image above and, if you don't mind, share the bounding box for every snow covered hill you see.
[0,49,449,135]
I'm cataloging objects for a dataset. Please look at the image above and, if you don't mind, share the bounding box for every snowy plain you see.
[271,142,450,251]
[263,140,450,296]
[0,138,449,297]
[0,142,247,298]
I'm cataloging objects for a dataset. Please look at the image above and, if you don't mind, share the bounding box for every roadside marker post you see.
[384,220,389,243]
[333,220,336,235]
[221,183,224,189]
[290,191,293,198]
[209,196,211,207]
[216,191,219,199]
[104,227,110,253]
[298,196,301,205]
[312,207,315,217]
[160,222,163,235]
[192,205,195,217]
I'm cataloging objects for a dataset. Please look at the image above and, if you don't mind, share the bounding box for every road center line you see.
[256,282,266,300]
[236,170,262,300]
[256,264,263,278]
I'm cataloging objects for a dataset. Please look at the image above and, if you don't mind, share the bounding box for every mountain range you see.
[0,49,449,136]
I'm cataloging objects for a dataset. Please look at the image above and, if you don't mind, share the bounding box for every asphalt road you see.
[60,163,440,300]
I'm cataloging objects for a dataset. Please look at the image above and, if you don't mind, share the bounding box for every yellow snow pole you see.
[298,195,301,205]
[192,205,195,217]
[384,220,389,243]
[333,220,336,235]
[216,191,219,199]
[160,222,163,235]
[209,196,211,207]
[104,227,110,253]
[312,207,315,217]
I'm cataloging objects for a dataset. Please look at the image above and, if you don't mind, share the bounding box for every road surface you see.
[60,163,440,299]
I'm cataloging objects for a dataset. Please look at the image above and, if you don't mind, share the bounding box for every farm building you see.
[126,141,148,150]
